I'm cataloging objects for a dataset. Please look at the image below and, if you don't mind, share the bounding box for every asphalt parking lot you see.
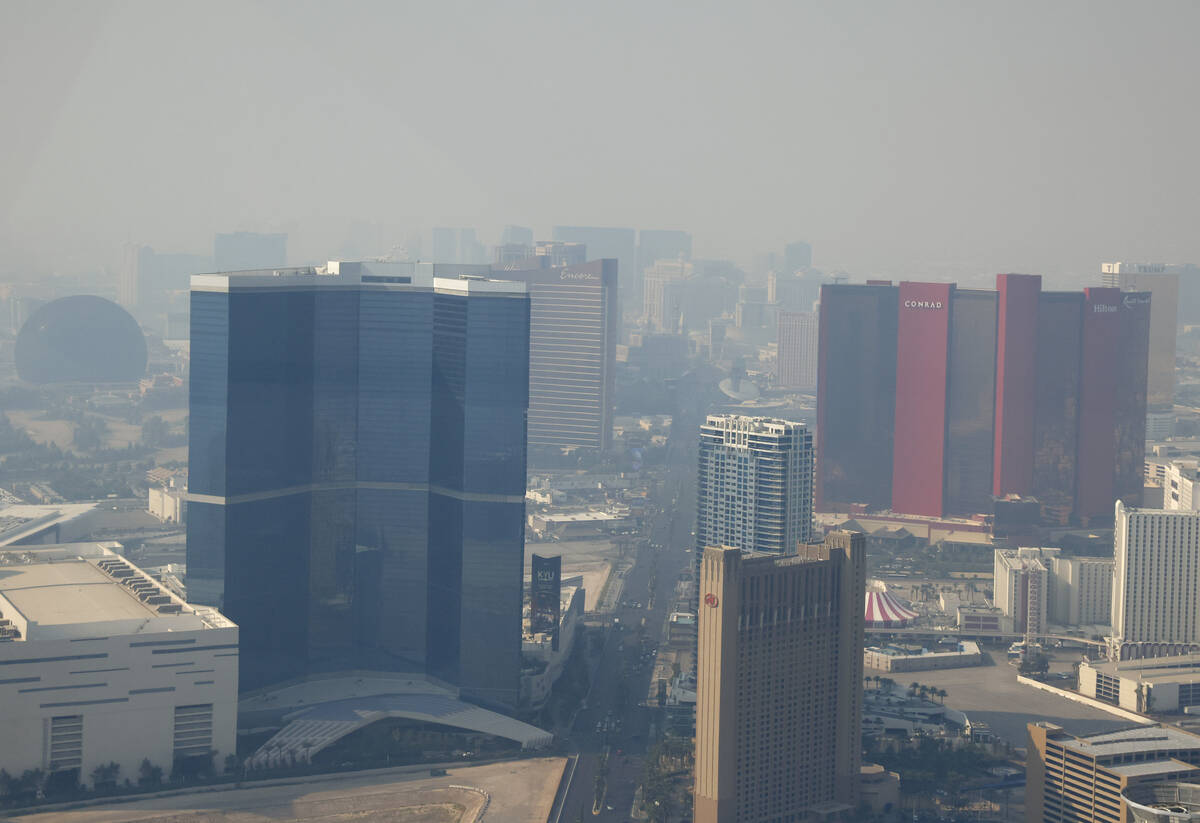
[867,649,1131,744]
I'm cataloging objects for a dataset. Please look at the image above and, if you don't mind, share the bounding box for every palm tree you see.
[909,681,919,697]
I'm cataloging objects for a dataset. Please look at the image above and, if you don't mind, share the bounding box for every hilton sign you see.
[903,300,944,309]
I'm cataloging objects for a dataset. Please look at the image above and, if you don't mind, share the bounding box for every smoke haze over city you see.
[2,0,1199,282]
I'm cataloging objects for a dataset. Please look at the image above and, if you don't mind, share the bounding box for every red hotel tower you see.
[816,274,1150,526]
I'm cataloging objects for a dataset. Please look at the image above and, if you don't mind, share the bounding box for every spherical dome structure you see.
[864,580,919,628]
[15,295,147,384]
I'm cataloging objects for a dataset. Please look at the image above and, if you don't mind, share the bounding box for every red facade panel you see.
[892,282,953,517]
[1076,287,1122,522]
[992,274,1041,496]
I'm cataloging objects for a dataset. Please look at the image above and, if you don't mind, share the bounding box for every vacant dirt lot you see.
[12,757,566,823]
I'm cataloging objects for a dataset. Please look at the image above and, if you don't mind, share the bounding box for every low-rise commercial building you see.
[0,542,238,785]
[1164,461,1200,511]
[667,612,697,648]
[1027,723,1200,823]
[1080,655,1200,714]
[520,585,585,707]
[957,605,1012,633]
[864,641,983,673]
[527,507,630,540]
[860,763,902,816]
[148,482,186,524]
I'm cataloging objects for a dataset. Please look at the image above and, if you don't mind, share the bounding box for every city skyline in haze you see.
[2,0,1199,282]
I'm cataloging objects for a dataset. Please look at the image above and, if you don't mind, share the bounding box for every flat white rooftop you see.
[0,543,234,641]
[538,510,628,523]
[1,561,155,624]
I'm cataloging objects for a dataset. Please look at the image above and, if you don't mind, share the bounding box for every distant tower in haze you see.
[1101,261,1178,411]
[694,532,865,822]
[501,225,534,247]
[553,226,636,310]
[776,310,819,390]
[784,240,813,272]
[696,415,814,557]
[213,231,286,271]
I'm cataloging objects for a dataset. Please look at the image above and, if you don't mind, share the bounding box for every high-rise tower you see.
[694,532,865,823]
[816,275,1151,525]
[1101,262,1179,410]
[696,415,814,557]
[1111,501,1200,660]
[186,261,530,707]
[490,259,618,457]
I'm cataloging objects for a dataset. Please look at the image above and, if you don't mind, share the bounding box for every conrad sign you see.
[903,300,944,309]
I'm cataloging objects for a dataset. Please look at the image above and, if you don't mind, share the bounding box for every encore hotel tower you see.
[816,275,1151,526]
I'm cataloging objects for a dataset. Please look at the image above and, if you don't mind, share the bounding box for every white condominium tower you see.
[1111,501,1200,659]
[696,415,814,556]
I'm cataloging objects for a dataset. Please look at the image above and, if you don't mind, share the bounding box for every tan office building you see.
[694,532,866,823]
[1027,722,1200,823]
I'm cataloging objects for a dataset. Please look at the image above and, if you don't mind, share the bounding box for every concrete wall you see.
[0,626,238,784]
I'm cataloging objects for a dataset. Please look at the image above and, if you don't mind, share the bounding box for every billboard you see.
[531,554,562,650]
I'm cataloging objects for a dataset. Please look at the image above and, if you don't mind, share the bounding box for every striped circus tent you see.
[864,580,918,628]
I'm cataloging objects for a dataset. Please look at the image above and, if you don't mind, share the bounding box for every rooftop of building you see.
[534,508,629,523]
[817,510,992,539]
[0,543,234,642]
[1048,724,1200,757]
[1120,500,1200,518]
[995,547,1059,571]
[866,641,981,659]
[701,413,806,434]
[191,261,527,295]
[0,502,99,547]
[1108,760,1200,778]
[1085,654,1200,684]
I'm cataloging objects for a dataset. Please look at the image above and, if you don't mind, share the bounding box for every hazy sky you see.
[2,0,1198,282]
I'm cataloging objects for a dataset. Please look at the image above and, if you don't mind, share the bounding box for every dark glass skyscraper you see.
[186,262,530,708]
[815,283,898,511]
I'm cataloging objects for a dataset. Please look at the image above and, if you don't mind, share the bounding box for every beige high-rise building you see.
[777,310,819,390]
[1027,722,1200,823]
[694,532,865,823]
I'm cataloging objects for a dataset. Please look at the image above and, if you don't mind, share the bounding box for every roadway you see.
[558,384,703,821]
